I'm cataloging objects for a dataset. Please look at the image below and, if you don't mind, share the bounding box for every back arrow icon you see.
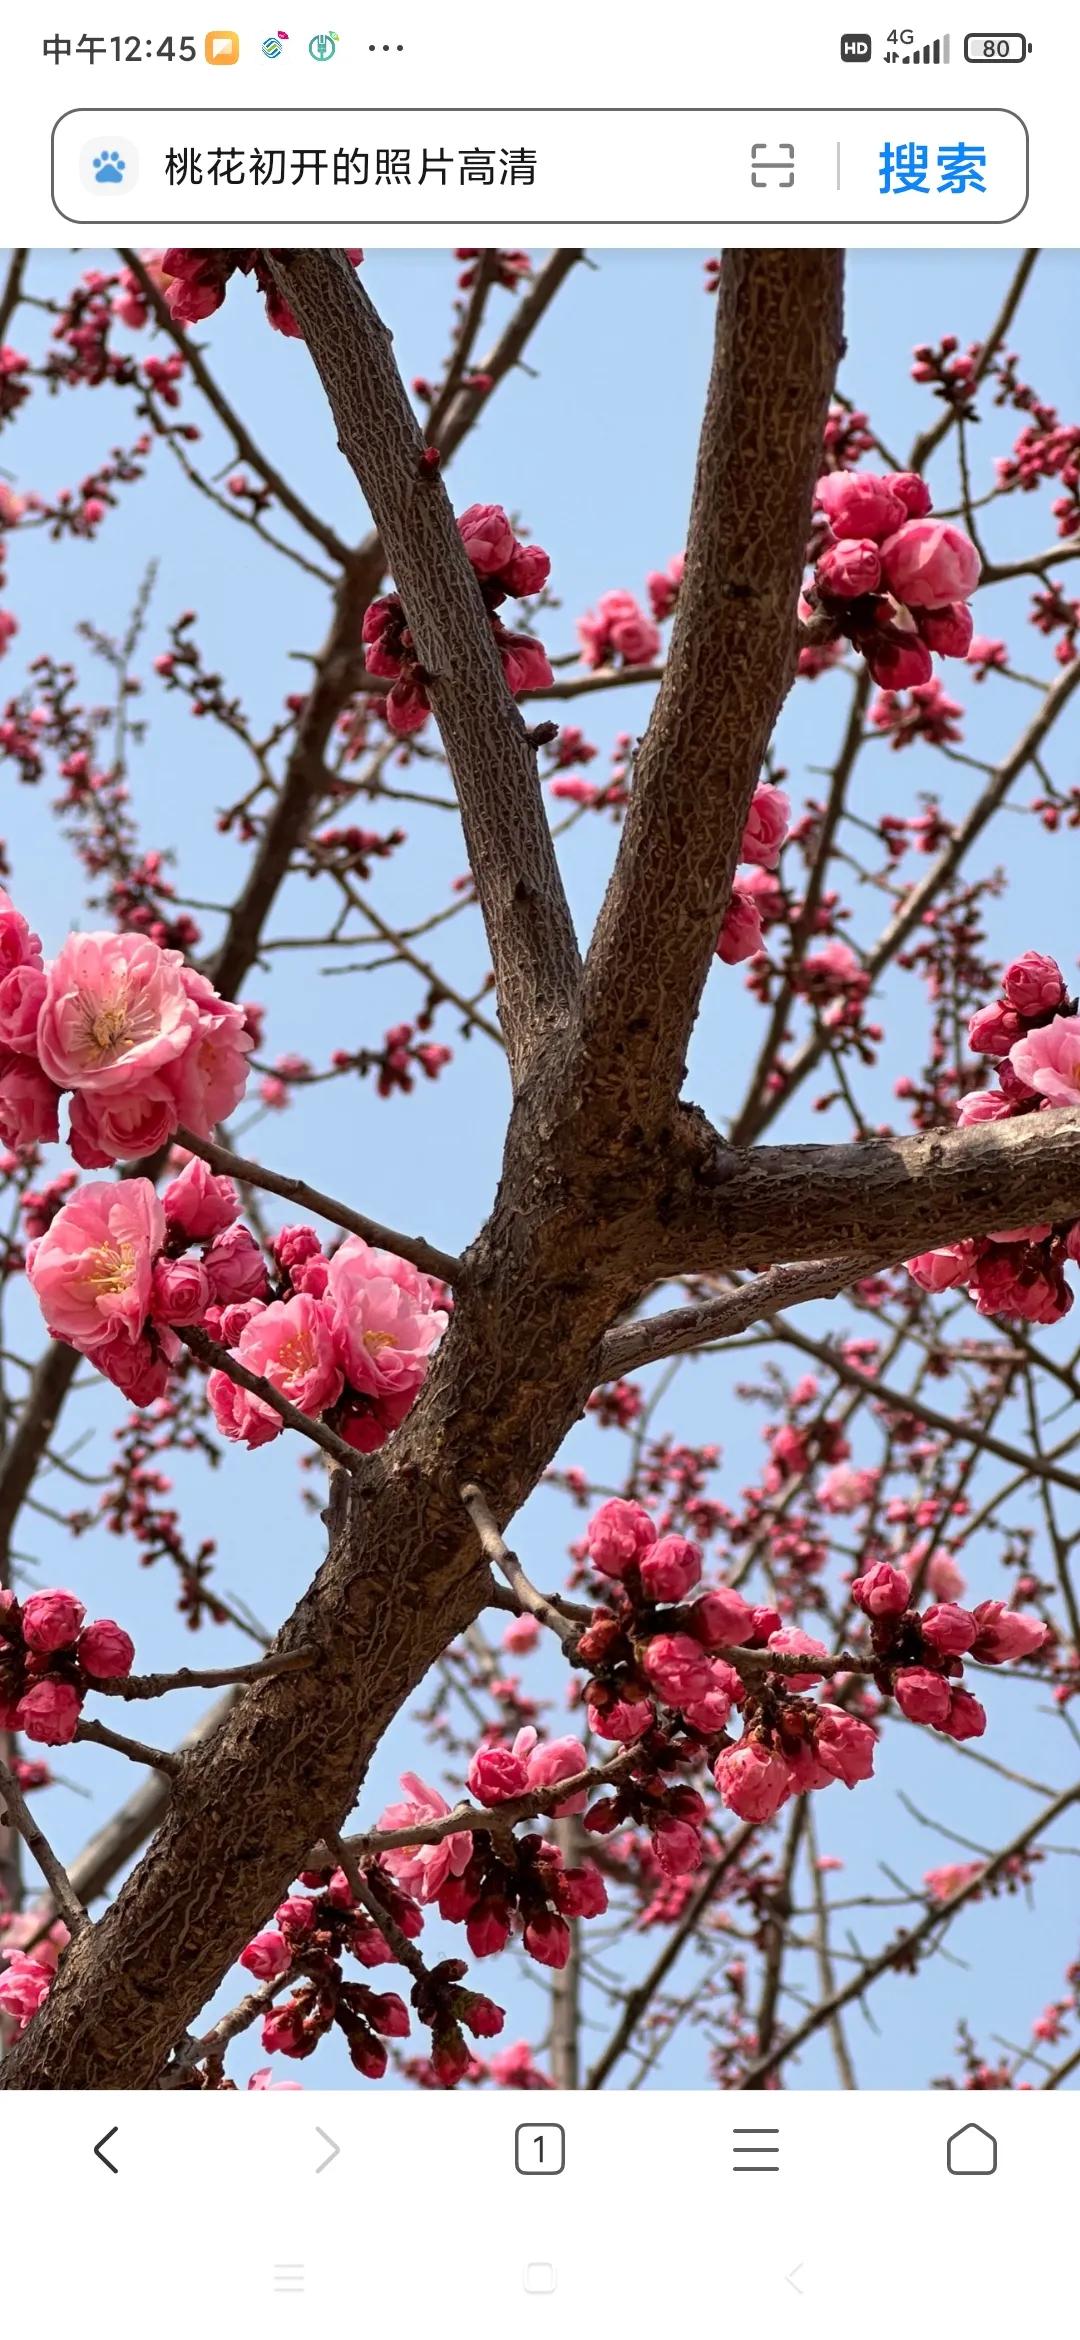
[314,2126,340,2173]
[785,2264,805,2295]
[94,2127,119,2174]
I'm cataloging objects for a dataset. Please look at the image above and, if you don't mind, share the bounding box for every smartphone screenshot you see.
[0,5,1076,2328]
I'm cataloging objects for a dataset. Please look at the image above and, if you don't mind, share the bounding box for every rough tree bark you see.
[6,248,1079,2089]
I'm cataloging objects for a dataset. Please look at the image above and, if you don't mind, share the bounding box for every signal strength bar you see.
[900,32,951,60]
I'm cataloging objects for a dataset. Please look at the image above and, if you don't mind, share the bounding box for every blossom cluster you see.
[238,1858,503,2084]
[0,894,252,1168]
[715,781,792,966]
[159,247,363,337]
[803,469,981,689]
[363,501,553,734]
[908,950,1080,1320]
[379,1753,608,1976]
[849,1560,1045,1740]
[26,1155,447,1444]
[0,1584,134,1746]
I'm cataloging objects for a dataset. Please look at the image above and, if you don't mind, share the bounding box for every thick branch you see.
[267,249,582,1089]
[577,249,845,1128]
[657,1108,1080,1278]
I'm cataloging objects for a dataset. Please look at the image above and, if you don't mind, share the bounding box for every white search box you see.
[51,109,1028,226]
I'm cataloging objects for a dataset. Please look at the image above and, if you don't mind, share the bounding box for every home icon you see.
[946,2122,997,2176]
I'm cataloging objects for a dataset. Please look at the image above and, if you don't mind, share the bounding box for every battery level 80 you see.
[963,32,1031,59]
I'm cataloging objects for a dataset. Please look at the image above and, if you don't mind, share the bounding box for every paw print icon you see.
[79,138,139,196]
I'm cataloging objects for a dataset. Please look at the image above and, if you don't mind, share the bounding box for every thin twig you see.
[176,1127,461,1288]
[178,1325,362,1472]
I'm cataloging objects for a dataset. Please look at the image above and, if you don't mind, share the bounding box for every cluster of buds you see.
[160,247,363,336]
[363,502,552,735]
[909,951,1080,1322]
[0,1586,133,1746]
[438,1825,607,1974]
[575,1498,876,1826]
[851,1559,1047,1737]
[803,470,981,690]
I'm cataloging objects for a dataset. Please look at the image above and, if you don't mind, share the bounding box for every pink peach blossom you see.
[717,890,764,964]
[162,1155,240,1240]
[713,1739,793,1821]
[327,1235,447,1408]
[1008,1014,1080,1105]
[918,601,975,657]
[522,1733,589,1815]
[643,1632,714,1710]
[67,1082,178,1168]
[20,1588,85,1652]
[27,1177,164,1353]
[815,471,907,541]
[16,1679,83,1746]
[37,931,196,1097]
[235,1293,342,1417]
[457,502,515,575]
[940,1686,987,1741]
[969,1600,1047,1663]
[150,1255,211,1326]
[77,1618,135,1677]
[906,1241,978,1292]
[813,1705,876,1786]
[920,1603,977,1656]
[851,1561,910,1617]
[165,966,253,1134]
[587,1694,654,1743]
[767,1628,828,1688]
[815,538,882,600]
[0,1052,61,1150]
[203,1224,269,1305]
[0,1954,53,2031]
[207,1368,283,1449]
[377,1772,472,1903]
[740,785,791,871]
[1001,952,1066,1018]
[893,1667,952,1727]
[0,962,47,1055]
[881,519,981,608]
[468,1743,529,1805]
[585,1497,656,1579]
[693,1587,757,1648]
[240,1930,292,1982]
[639,1533,701,1603]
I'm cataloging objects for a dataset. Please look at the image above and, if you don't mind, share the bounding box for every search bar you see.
[51,108,1028,225]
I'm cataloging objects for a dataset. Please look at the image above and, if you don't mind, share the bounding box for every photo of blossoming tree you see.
[0,243,1079,2091]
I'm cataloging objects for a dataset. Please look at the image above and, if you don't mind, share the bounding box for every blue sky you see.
[2,246,1079,2090]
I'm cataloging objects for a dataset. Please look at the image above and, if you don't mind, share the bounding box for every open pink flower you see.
[376,1771,472,1903]
[1008,1015,1080,1106]
[234,1293,342,1417]
[327,1236,447,1405]
[37,931,196,1097]
[164,966,253,1134]
[27,1177,164,1352]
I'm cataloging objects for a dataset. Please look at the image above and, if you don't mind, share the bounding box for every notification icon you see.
[204,29,241,63]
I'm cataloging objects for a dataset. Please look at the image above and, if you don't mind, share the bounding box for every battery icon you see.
[963,32,1031,58]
